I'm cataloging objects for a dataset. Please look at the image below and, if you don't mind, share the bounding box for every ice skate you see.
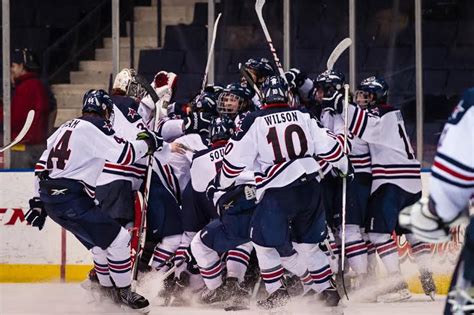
[223,277,251,311]
[256,286,290,309]
[283,274,304,297]
[164,272,190,306]
[376,279,412,303]
[117,285,150,313]
[319,285,341,306]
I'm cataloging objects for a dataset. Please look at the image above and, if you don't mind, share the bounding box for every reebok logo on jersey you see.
[50,188,68,196]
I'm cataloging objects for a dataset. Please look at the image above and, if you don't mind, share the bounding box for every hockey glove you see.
[321,91,344,113]
[25,197,47,230]
[153,71,178,104]
[136,130,163,154]
[398,197,462,243]
[182,112,213,135]
[285,68,307,90]
[331,160,354,180]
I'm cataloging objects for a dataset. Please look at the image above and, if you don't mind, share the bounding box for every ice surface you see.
[0,283,445,315]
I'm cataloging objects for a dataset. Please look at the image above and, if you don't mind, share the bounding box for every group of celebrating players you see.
[23,54,473,314]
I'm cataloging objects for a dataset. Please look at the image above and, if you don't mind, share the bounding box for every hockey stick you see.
[326,38,352,71]
[340,84,350,300]
[254,0,295,106]
[135,74,159,104]
[0,110,35,153]
[239,64,263,100]
[201,13,222,92]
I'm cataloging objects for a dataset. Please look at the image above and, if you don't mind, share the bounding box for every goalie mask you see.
[355,76,389,108]
[217,83,254,117]
[113,68,147,100]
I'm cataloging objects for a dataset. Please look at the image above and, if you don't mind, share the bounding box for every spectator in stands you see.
[9,48,50,168]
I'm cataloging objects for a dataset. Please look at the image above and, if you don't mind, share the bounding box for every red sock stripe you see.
[301,272,313,285]
[227,250,250,262]
[310,266,333,284]
[200,262,223,278]
[261,267,284,283]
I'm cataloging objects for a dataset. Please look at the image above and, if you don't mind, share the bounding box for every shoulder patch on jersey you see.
[78,116,115,136]
[448,89,473,125]
[111,95,142,123]
[370,104,397,117]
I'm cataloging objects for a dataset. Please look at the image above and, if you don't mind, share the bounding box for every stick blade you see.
[327,38,352,71]
[255,0,266,14]
[0,109,35,153]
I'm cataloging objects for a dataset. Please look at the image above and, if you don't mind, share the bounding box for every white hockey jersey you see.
[218,104,348,201]
[345,103,421,194]
[35,116,149,197]
[430,89,474,222]
[320,108,371,174]
[96,96,147,190]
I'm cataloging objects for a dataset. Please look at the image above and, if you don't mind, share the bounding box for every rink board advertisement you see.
[0,171,463,293]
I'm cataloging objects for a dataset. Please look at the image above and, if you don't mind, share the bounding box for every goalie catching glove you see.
[399,197,468,243]
[136,130,163,155]
[25,197,47,230]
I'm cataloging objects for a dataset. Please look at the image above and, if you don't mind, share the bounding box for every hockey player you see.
[139,71,214,142]
[153,87,221,303]
[190,116,255,309]
[239,57,275,107]
[26,89,162,312]
[399,88,473,314]
[323,76,434,301]
[313,69,372,286]
[96,69,148,229]
[213,75,350,308]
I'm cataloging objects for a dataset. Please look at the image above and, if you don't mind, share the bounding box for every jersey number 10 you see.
[266,124,308,164]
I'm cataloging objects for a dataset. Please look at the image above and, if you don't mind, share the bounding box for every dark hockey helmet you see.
[261,75,289,105]
[82,89,114,118]
[190,85,223,116]
[355,76,389,107]
[209,115,235,143]
[217,82,254,116]
[241,57,275,85]
[314,69,345,93]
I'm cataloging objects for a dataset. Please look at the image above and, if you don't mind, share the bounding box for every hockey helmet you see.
[355,76,389,107]
[82,89,114,119]
[261,75,289,105]
[217,82,254,116]
[191,85,224,115]
[209,115,235,143]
